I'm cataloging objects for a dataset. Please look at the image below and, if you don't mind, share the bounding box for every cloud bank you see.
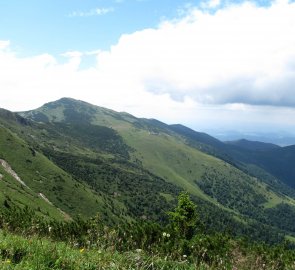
[1,0,295,131]
[98,0,295,107]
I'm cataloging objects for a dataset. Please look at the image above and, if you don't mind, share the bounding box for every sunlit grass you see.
[0,231,215,270]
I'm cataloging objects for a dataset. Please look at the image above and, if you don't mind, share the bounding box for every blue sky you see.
[0,0,193,55]
[1,0,295,135]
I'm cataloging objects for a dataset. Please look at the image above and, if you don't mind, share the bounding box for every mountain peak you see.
[18,97,98,124]
[19,97,137,126]
[43,97,93,109]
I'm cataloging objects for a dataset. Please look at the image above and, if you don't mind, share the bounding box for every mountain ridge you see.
[1,97,295,243]
[225,138,280,151]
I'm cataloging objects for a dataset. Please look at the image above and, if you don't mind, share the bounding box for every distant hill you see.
[210,130,295,146]
[225,139,280,151]
[0,97,294,243]
[246,145,295,189]
[168,123,295,191]
[169,124,225,149]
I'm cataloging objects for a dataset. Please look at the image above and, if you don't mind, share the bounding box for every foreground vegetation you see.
[0,193,294,269]
[1,231,294,270]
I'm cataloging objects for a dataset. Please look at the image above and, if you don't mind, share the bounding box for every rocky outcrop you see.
[38,193,53,205]
[0,159,28,187]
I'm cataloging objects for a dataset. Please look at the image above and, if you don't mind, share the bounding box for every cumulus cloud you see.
[96,0,295,107]
[1,0,295,132]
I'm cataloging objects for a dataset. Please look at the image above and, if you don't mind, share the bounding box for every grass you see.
[160,193,174,202]
[264,191,287,208]
[1,228,295,270]
[122,128,211,199]
[0,230,214,270]
[286,235,295,243]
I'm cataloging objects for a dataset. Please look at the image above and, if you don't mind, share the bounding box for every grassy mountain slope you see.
[169,123,295,196]
[16,98,295,242]
[1,106,181,224]
[19,98,283,206]
[119,120,295,235]
[0,120,110,220]
[0,162,64,220]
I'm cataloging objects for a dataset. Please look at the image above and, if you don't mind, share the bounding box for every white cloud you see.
[201,0,221,9]
[1,1,295,132]
[0,40,10,50]
[120,0,295,108]
[68,7,114,17]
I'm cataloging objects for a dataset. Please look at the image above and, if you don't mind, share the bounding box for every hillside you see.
[0,98,286,242]
[0,120,108,220]
[240,145,295,189]
[169,124,295,195]
[225,139,280,151]
[0,107,181,224]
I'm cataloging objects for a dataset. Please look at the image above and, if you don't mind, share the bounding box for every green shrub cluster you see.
[0,193,295,269]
